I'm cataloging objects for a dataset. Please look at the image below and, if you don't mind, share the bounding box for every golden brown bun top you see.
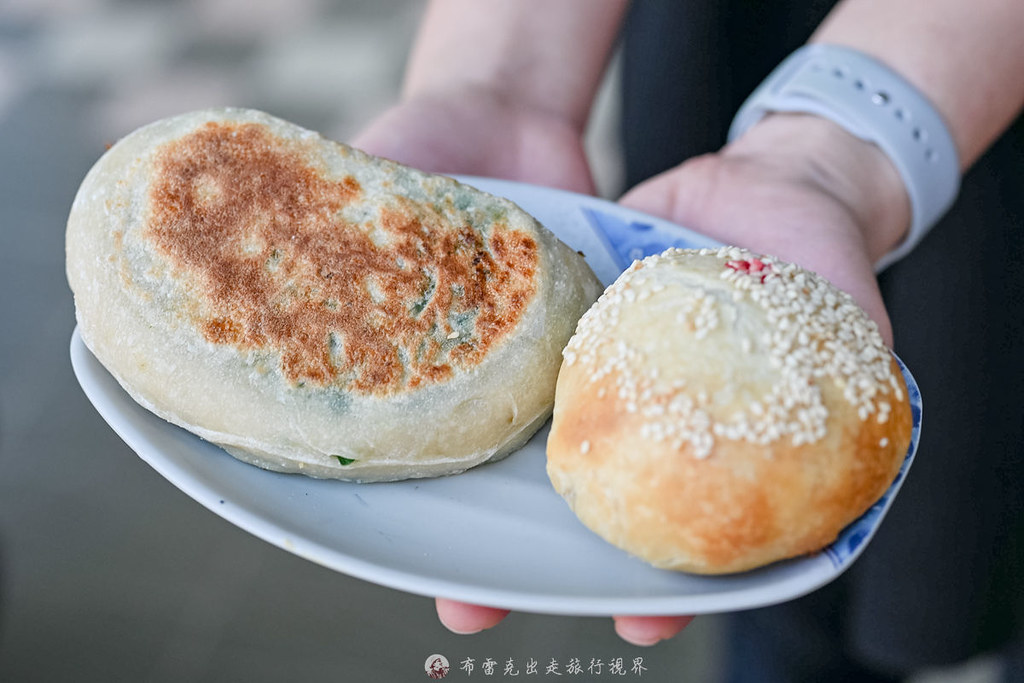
[561,246,908,458]
[145,120,539,395]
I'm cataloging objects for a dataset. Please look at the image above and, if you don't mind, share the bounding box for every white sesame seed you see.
[563,246,902,460]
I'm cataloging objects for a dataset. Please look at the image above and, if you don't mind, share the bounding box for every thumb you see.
[618,160,709,227]
[435,598,510,634]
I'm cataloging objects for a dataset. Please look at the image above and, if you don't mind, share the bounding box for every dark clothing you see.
[620,1,1024,679]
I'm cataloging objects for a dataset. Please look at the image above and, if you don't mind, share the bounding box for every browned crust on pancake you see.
[145,121,539,395]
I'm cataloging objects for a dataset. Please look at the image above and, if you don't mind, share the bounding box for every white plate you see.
[69,176,922,616]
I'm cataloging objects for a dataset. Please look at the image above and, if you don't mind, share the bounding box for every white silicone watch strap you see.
[728,44,960,271]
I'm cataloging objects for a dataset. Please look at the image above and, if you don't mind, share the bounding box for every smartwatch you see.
[728,44,960,271]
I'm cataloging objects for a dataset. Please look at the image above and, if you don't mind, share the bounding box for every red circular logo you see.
[425,654,450,679]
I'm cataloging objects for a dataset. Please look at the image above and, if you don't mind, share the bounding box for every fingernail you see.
[437,615,482,635]
[618,631,663,647]
[613,622,663,647]
[443,623,483,635]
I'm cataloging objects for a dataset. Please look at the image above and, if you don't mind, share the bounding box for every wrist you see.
[723,113,911,263]
[403,0,627,133]
[401,82,588,141]
[355,84,596,195]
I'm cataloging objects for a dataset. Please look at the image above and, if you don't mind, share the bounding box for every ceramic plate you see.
[69,176,922,616]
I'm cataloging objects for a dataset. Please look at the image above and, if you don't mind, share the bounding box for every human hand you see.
[352,87,596,195]
[422,113,909,646]
[620,113,911,346]
[355,101,909,645]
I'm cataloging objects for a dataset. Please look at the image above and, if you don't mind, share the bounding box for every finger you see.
[435,598,511,635]
[612,615,695,647]
[618,159,711,225]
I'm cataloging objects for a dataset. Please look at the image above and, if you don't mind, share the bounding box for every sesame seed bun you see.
[546,247,912,574]
[67,108,601,481]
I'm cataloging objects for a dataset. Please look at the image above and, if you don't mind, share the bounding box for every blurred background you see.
[0,1,1004,681]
